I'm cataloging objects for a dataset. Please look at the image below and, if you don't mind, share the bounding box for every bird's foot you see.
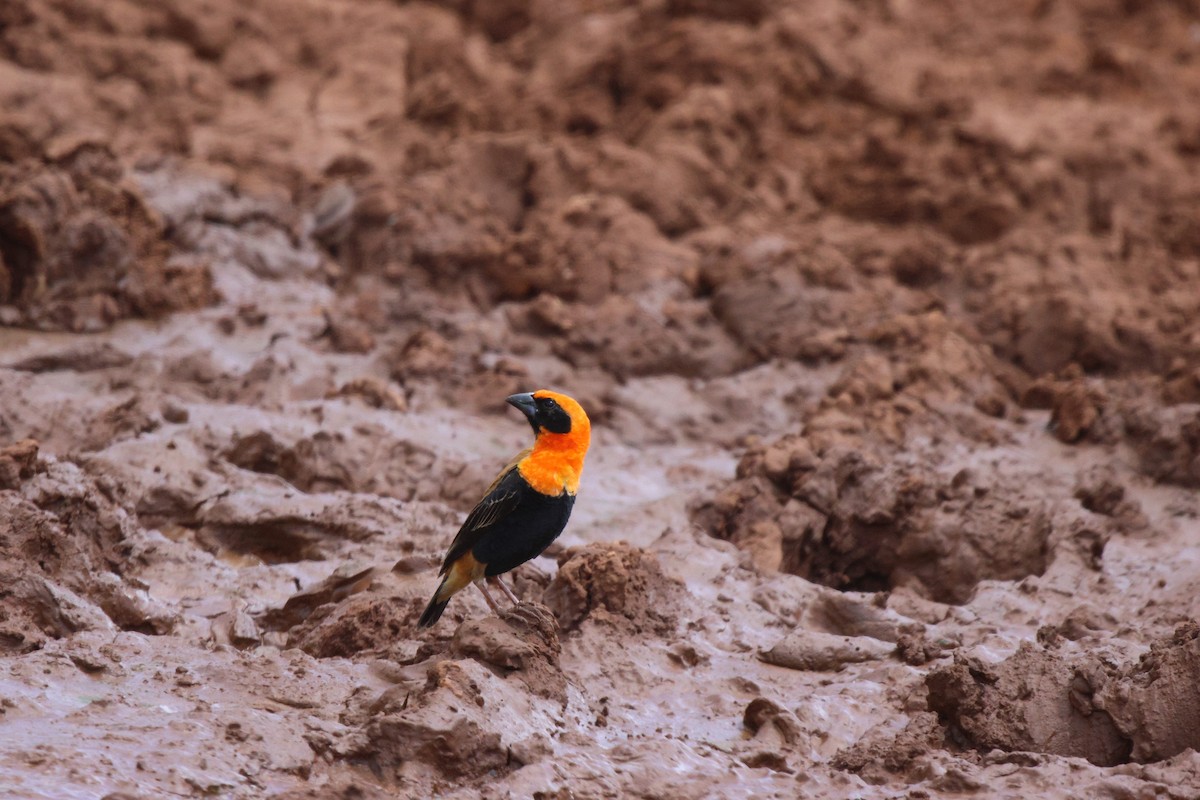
[502,601,559,634]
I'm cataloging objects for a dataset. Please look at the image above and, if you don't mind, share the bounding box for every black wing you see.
[439,462,527,574]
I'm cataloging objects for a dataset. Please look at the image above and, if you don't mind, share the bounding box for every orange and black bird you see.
[418,390,591,628]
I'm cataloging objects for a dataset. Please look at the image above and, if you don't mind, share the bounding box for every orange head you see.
[506,390,591,494]
[506,390,590,445]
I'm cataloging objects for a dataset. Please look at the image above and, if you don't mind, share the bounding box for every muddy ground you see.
[2,0,1200,797]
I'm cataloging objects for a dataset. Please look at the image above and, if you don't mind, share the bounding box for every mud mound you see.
[1096,622,1200,763]
[452,603,566,704]
[0,146,214,330]
[288,589,422,659]
[192,488,411,564]
[1121,401,1200,488]
[0,438,37,489]
[364,610,567,780]
[927,642,1131,767]
[223,427,443,501]
[221,421,509,515]
[693,430,1098,603]
[382,325,535,415]
[0,451,175,652]
[691,313,1119,603]
[365,661,513,781]
[498,195,698,303]
[518,291,751,381]
[5,342,135,375]
[760,628,895,673]
[928,626,1200,768]
[706,252,927,365]
[543,542,685,634]
[833,713,943,785]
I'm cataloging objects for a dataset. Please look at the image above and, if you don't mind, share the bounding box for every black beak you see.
[506,392,538,420]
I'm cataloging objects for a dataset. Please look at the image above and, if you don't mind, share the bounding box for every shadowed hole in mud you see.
[798,527,894,596]
[795,505,1053,603]
[0,633,28,653]
[0,207,37,302]
[198,523,325,564]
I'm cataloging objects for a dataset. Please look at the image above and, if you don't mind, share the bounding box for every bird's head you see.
[506,390,590,441]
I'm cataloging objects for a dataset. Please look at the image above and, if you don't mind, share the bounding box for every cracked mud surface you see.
[3,0,1200,797]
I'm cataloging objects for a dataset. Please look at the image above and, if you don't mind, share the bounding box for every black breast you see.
[473,486,575,577]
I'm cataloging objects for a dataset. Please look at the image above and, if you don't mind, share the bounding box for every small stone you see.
[229,607,262,649]
[0,439,39,489]
[161,401,190,424]
[328,377,408,412]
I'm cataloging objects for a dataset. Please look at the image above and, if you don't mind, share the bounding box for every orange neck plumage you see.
[517,427,590,496]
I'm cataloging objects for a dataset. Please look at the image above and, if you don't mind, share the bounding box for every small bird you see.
[418,390,591,628]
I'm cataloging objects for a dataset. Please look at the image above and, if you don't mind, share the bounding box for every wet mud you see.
[3,0,1200,797]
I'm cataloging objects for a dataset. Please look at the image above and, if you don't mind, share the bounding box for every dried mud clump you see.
[1120,401,1200,488]
[366,622,566,782]
[1047,378,1108,444]
[0,438,38,489]
[760,629,894,672]
[220,423,495,514]
[926,643,1131,767]
[688,314,1086,604]
[366,660,511,781]
[694,435,1057,604]
[499,195,698,303]
[287,590,421,659]
[1017,369,1122,445]
[833,712,943,785]
[928,626,1200,768]
[965,240,1195,379]
[222,427,444,502]
[327,376,408,412]
[383,326,532,415]
[740,696,804,770]
[0,146,215,331]
[452,603,566,704]
[0,459,175,652]
[1073,465,1146,530]
[535,292,751,381]
[1094,622,1200,763]
[6,341,134,374]
[543,543,684,634]
[258,564,380,634]
[708,267,891,364]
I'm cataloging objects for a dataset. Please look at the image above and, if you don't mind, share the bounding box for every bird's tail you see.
[418,590,449,628]
[417,558,475,628]
[418,573,456,628]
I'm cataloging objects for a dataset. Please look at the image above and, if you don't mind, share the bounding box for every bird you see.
[417,390,591,628]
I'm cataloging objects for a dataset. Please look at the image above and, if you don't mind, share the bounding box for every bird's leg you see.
[474,580,503,614]
[488,575,521,606]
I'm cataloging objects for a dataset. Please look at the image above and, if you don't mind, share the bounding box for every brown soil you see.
[3,0,1200,797]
